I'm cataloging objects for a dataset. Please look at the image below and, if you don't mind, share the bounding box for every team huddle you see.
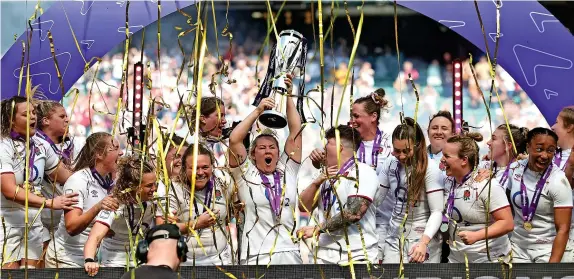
[1,75,573,275]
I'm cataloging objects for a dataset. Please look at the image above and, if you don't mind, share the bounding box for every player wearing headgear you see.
[83,155,157,276]
[45,132,122,268]
[441,133,514,263]
[227,74,303,265]
[156,143,235,265]
[298,125,379,264]
[379,118,444,264]
[0,96,77,269]
[508,128,572,263]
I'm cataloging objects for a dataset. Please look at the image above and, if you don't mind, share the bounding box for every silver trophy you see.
[258,30,307,129]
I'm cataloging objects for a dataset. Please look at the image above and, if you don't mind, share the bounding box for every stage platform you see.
[2,263,574,279]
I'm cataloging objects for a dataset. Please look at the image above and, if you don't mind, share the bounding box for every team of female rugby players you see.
[1,75,573,276]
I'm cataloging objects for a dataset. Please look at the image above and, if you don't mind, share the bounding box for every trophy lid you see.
[279,29,304,40]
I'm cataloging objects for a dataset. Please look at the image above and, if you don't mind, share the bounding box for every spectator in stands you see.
[441,133,514,263]
[380,118,444,264]
[298,125,379,264]
[45,132,122,268]
[227,74,303,265]
[83,155,157,275]
[509,128,572,263]
[120,224,185,279]
[0,96,78,269]
[155,143,235,265]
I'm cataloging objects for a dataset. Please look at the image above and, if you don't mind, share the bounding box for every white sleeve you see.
[42,142,60,175]
[351,166,379,202]
[423,160,444,239]
[480,181,510,213]
[423,191,444,239]
[0,140,14,174]
[94,208,115,227]
[281,152,300,177]
[548,171,574,209]
[376,158,392,202]
[63,172,88,210]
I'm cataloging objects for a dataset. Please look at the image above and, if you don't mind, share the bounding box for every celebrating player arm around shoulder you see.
[508,128,572,263]
[45,132,122,268]
[83,154,158,276]
[227,73,303,265]
[379,118,444,264]
[441,133,514,263]
[299,125,379,265]
[0,96,78,269]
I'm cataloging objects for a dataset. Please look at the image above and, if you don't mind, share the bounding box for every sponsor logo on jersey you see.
[91,189,99,198]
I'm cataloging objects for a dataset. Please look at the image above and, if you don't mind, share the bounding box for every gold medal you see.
[523,222,533,231]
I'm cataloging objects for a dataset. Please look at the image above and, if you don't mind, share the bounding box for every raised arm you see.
[228,98,275,168]
[283,74,302,163]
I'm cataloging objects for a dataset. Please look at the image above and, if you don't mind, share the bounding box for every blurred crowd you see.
[64,29,548,172]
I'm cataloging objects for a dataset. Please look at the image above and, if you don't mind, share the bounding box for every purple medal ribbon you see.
[36,129,74,163]
[90,167,114,192]
[443,171,472,227]
[260,171,282,217]
[519,163,553,226]
[321,158,355,210]
[10,131,36,184]
[193,177,215,215]
[358,129,383,168]
[495,160,514,188]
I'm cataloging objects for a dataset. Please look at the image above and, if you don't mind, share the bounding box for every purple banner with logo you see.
[1,0,194,100]
[1,0,572,123]
[399,1,574,123]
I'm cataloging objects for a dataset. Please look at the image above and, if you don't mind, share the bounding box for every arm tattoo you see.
[320,196,371,232]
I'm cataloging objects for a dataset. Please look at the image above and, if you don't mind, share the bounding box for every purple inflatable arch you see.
[1,1,573,123]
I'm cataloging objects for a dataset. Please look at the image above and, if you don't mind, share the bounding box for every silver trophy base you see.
[258,110,287,129]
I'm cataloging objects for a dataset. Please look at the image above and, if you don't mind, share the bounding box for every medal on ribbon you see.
[358,129,383,169]
[519,163,553,233]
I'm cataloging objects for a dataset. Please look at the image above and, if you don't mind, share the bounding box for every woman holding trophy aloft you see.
[227,72,303,265]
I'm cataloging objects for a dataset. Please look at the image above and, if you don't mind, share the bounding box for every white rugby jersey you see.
[37,136,84,199]
[95,201,155,265]
[478,160,521,190]
[378,157,444,242]
[230,153,299,261]
[359,131,394,230]
[508,159,573,248]
[52,168,110,258]
[427,145,443,162]
[0,135,59,227]
[316,162,379,258]
[156,170,233,261]
[445,173,511,260]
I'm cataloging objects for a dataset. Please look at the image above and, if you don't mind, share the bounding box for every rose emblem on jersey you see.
[463,190,471,201]
[439,161,446,171]
[215,189,222,201]
[378,147,383,154]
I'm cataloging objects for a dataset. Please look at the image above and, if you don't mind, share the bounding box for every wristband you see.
[84,258,95,263]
